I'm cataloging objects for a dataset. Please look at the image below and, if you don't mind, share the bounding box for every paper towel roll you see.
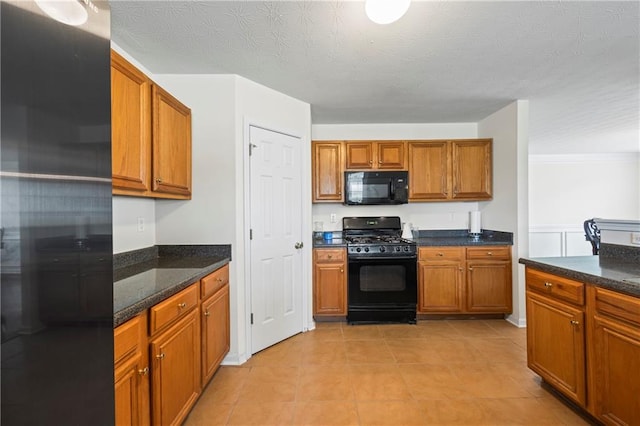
[469,211,481,234]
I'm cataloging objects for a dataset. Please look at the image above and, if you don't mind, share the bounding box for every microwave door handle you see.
[389,181,395,199]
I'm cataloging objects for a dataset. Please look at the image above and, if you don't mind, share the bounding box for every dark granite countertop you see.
[312,237,347,248]
[312,229,512,248]
[519,255,640,298]
[113,245,231,327]
[413,229,513,247]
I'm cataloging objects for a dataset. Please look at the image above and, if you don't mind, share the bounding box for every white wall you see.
[528,153,640,256]
[311,123,481,230]
[478,100,529,327]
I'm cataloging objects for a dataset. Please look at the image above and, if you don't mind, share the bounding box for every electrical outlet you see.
[137,217,145,232]
[631,232,640,245]
[330,213,337,223]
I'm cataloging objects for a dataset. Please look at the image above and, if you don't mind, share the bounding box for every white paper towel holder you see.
[468,211,482,241]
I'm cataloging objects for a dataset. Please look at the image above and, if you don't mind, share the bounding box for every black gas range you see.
[342,217,417,324]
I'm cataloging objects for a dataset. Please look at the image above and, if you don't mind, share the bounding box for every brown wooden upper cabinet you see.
[408,139,492,201]
[345,141,406,170]
[312,141,343,202]
[111,50,192,199]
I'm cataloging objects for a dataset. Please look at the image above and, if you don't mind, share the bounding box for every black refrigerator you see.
[1,1,115,424]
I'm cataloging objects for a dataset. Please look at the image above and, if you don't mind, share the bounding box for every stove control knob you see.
[403,246,410,252]
[395,246,401,252]
[356,247,361,253]
[379,246,386,253]
[364,247,370,253]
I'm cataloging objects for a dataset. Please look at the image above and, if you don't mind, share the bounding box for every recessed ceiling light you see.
[35,0,88,26]
[365,0,411,25]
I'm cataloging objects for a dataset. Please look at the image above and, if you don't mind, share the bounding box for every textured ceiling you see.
[110,1,640,154]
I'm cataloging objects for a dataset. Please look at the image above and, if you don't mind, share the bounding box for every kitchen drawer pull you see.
[570,320,580,326]
[138,367,149,376]
[487,252,493,256]
[178,302,187,309]
[544,282,553,288]
[436,252,444,256]
[340,269,344,273]
[155,177,163,183]
[156,353,165,360]
[328,255,333,259]
[468,267,473,271]
[204,310,210,317]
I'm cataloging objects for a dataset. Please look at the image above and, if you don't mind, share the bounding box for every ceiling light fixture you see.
[365,0,411,25]
[35,0,88,26]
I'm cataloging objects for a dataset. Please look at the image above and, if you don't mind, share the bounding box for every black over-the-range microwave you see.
[343,171,409,205]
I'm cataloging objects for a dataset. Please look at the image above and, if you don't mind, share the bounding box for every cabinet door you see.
[201,284,230,386]
[466,260,512,313]
[345,142,374,169]
[407,141,449,200]
[115,353,147,426]
[110,50,151,193]
[526,291,586,406]
[312,142,343,202]
[313,262,346,316]
[151,308,201,426]
[451,139,492,200]
[377,141,405,169]
[152,85,192,198]
[592,315,640,426]
[418,261,463,313]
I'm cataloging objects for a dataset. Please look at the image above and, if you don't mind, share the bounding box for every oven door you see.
[347,255,417,308]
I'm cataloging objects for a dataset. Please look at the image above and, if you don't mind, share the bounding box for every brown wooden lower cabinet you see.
[418,246,512,314]
[201,283,230,385]
[313,248,347,317]
[114,311,150,426]
[526,267,640,425]
[589,286,640,426]
[114,264,231,425]
[526,290,586,406]
[150,307,201,426]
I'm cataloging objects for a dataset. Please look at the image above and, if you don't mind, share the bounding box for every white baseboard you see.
[506,314,526,328]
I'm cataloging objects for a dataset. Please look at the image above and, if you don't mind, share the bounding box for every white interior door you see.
[249,125,303,354]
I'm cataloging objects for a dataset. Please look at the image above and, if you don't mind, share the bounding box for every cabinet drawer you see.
[114,314,144,364]
[419,247,464,261]
[150,284,198,335]
[201,264,229,299]
[314,249,345,263]
[594,286,640,326]
[526,268,585,306]
[466,246,510,260]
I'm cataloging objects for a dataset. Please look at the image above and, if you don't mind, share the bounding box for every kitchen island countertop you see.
[519,255,640,298]
[113,245,231,327]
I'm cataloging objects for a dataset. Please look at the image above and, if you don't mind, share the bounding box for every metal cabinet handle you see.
[204,310,210,317]
[378,160,382,164]
[458,267,463,271]
[327,254,333,259]
[178,302,187,309]
[468,267,473,271]
[544,282,553,288]
[436,253,444,256]
[368,160,373,164]
[487,252,493,256]
[217,277,223,282]
[570,320,580,326]
[340,269,344,273]
[138,367,149,376]
[156,353,165,360]
[155,177,162,183]
[295,242,304,249]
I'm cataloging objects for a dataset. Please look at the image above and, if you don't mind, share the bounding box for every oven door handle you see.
[348,255,417,261]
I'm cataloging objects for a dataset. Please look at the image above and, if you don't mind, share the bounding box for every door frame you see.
[242,118,313,359]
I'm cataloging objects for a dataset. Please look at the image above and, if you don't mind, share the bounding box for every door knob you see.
[295,242,304,249]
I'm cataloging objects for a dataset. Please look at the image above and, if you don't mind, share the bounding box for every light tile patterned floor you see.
[184,320,593,426]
